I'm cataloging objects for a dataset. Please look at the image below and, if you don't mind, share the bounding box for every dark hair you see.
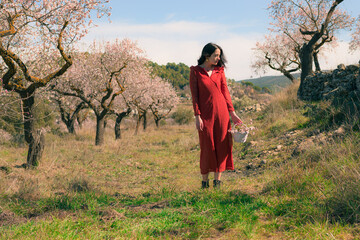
[197,43,227,67]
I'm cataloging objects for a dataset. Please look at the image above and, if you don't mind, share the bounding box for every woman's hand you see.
[195,115,203,131]
[230,111,242,125]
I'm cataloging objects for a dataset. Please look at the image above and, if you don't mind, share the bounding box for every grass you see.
[2,83,360,239]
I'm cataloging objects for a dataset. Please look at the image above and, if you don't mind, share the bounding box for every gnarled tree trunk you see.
[95,114,106,146]
[114,108,131,140]
[21,91,45,168]
[298,43,315,98]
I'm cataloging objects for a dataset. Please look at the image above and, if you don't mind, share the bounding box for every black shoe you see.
[213,180,221,189]
[201,180,209,189]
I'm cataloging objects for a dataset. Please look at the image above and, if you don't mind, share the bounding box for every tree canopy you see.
[149,62,190,90]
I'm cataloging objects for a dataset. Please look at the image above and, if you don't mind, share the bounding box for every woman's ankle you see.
[201,180,209,189]
[213,180,221,188]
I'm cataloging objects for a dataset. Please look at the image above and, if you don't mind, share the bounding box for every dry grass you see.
[1,122,203,200]
[2,86,360,239]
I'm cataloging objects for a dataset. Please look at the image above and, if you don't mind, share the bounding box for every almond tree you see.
[51,93,87,134]
[350,16,360,51]
[52,39,149,145]
[148,76,179,127]
[0,0,109,167]
[268,0,354,98]
[122,68,153,135]
[255,0,354,97]
[252,34,301,82]
[112,104,132,140]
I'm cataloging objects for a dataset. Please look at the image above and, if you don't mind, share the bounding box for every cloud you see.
[80,21,360,81]
[319,41,360,70]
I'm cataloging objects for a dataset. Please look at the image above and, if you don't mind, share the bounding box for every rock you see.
[246,162,254,170]
[250,141,258,146]
[316,133,328,145]
[255,103,261,112]
[0,129,12,143]
[337,64,346,70]
[276,145,282,151]
[300,63,359,101]
[334,126,346,135]
[292,138,314,156]
[346,64,359,72]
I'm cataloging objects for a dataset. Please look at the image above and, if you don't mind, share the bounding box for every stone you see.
[346,64,359,72]
[334,126,346,135]
[292,138,314,156]
[337,64,346,70]
[300,63,359,101]
[255,103,261,112]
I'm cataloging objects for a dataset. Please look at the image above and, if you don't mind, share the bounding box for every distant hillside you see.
[239,73,300,92]
[149,62,190,90]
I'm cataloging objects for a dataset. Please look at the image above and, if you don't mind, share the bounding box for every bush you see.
[171,107,193,125]
[326,164,360,223]
[232,95,257,111]
[0,93,23,135]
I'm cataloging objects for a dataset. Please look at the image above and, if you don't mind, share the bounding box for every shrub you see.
[69,176,92,193]
[171,107,193,125]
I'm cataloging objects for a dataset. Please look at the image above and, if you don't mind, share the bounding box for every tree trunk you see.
[298,44,314,98]
[142,111,147,131]
[27,129,45,168]
[21,91,45,168]
[77,115,85,129]
[114,117,122,140]
[95,115,106,146]
[297,0,343,99]
[155,118,160,128]
[135,114,142,136]
[282,71,296,82]
[115,109,131,140]
[313,52,321,72]
[65,119,76,134]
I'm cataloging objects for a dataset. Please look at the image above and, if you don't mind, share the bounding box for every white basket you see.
[229,123,249,143]
[231,130,249,143]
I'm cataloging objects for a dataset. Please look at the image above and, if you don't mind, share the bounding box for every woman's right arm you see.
[189,68,203,131]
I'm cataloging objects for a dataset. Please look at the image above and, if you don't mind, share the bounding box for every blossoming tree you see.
[350,16,360,51]
[0,0,110,167]
[252,33,301,82]
[254,0,354,97]
[51,93,87,134]
[52,39,149,145]
[148,76,179,127]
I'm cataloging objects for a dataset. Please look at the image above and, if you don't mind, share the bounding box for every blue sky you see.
[82,0,360,80]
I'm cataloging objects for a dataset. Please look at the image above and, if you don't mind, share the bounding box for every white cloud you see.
[319,41,360,70]
[80,21,360,81]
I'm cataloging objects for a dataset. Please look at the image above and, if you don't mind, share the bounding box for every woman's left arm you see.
[220,71,242,125]
[220,71,235,112]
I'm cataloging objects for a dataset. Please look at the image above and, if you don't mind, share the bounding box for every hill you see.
[149,61,190,89]
[239,73,300,92]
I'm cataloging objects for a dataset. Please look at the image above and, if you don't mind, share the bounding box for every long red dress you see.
[189,65,235,174]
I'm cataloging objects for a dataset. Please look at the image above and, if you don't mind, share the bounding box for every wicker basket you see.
[229,123,249,143]
[231,130,249,143]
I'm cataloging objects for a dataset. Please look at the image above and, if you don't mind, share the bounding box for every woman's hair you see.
[197,43,227,67]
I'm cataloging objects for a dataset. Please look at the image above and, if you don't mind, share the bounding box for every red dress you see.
[189,65,235,174]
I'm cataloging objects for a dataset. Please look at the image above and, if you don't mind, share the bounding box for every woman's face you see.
[208,48,221,66]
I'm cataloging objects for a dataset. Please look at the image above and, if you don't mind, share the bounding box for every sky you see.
[81,0,360,81]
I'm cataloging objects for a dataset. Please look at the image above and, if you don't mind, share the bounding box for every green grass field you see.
[1,83,360,239]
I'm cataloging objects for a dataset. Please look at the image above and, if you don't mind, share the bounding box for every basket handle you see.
[234,122,248,128]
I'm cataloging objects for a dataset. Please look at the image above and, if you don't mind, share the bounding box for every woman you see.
[189,43,242,189]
